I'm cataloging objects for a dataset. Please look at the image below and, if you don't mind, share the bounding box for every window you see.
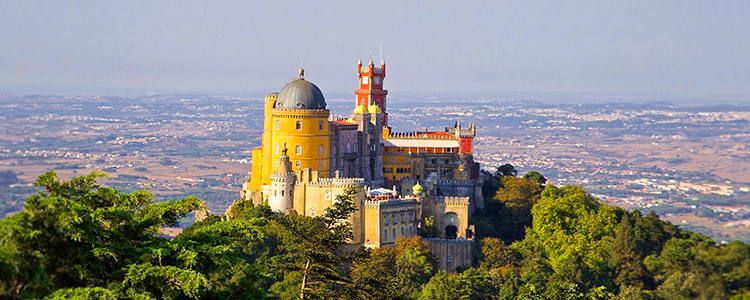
[275,160,279,167]
[326,190,332,201]
[295,145,302,155]
[333,147,336,155]
[392,214,396,225]
[295,120,302,130]
[347,143,351,153]
[318,120,324,131]
[401,226,405,236]
[319,160,323,168]
[384,229,388,240]
[310,208,316,217]
[408,226,413,236]
[295,161,301,168]
[391,157,395,163]
[462,170,468,177]
[275,144,279,155]
[392,228,396,238]
[401,213,404,223]
[281,190,284,196]
[318,145,324,156]
[275,120,280,130]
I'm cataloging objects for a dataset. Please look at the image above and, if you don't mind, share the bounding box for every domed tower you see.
[268,144,296,213]
[252,67,332,191]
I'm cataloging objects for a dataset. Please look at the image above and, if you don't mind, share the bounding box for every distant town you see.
[1,93,748,242]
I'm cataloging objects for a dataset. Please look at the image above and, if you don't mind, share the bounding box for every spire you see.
[369,52,374,66]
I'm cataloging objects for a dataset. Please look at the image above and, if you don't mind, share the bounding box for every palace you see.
[238,57,482,272]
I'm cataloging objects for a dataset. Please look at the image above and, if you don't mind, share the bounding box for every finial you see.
[369,52,374,65]
[358,58,362,65]
[299,58,305,79]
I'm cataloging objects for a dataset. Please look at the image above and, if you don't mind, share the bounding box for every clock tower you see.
[356,56,389,126]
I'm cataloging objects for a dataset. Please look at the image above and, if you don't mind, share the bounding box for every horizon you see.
[1,1,749,102]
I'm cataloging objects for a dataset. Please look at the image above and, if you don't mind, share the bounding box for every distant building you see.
[238,58,482,272]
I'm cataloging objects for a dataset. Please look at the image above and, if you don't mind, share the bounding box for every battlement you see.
[436,179,477,187]
[433,196,470,206]
[272,109,329,118]
[445,122,476,138]
[388,131,455,140]
[270,172,295,181]
[305,177,364,187]
[364,197,417,209]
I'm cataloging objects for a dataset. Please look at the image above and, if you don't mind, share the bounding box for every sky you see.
[0,1,748,100]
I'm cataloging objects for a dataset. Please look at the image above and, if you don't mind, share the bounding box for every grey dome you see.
[275,77,326,109]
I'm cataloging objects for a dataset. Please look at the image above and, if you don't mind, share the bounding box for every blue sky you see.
[0,1,748,99]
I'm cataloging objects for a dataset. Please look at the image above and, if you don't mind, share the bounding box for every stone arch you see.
[441,212,460,239]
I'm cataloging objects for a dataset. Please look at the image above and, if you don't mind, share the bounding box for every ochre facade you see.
[239,59,483,272]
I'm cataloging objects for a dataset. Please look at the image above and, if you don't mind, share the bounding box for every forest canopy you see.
[1,169,749,299]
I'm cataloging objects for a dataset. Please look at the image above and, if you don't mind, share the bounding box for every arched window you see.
[275,144,279,155]
[295,145,302,155]
[318,160,323,168]
[347,143,351,153]
[392,228,396,238]
[408,226,413,236]
[401,226,405,236]
[318,145,324,156]
[295,161,301,168]
[310,208,316,217]
[384,229,388,240]
[295,120,302,130]
[333,147,336,155]
[391,157,395,163]
[275,120,280,130]
[318,120,324,131]
[325,190,332,201]
[281,190,284,196]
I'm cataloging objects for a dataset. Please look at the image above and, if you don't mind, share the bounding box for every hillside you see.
[1,169,749,299]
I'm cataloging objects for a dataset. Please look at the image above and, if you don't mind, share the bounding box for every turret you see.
[268,144,295,213]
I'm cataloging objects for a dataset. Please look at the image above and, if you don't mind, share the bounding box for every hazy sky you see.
[1,1,748,98]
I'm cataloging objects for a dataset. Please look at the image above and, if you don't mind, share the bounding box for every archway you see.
[441,212,460,239]
[444,225,458,239]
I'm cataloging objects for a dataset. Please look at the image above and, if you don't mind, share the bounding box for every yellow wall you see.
[249,147,263,191]
[270,109,331,179]
[382,153,411,181]
[255,100,332,188]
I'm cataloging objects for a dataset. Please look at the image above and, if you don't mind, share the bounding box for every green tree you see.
[520,184,617,280]
[0,171,270,299]
[272,185,359,300]
[351,236,436,300]
[420,216,441,238]
[612,214,648,288]
[522,171,547,186]
[496,164,517,177]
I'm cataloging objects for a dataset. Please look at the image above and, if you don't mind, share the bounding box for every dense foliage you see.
[1,169,750,299]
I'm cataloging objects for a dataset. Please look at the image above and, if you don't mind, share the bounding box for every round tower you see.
[268,144,296,213]
[269,67,332,180]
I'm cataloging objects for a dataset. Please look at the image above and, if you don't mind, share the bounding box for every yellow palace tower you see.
[249,67,331,196]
